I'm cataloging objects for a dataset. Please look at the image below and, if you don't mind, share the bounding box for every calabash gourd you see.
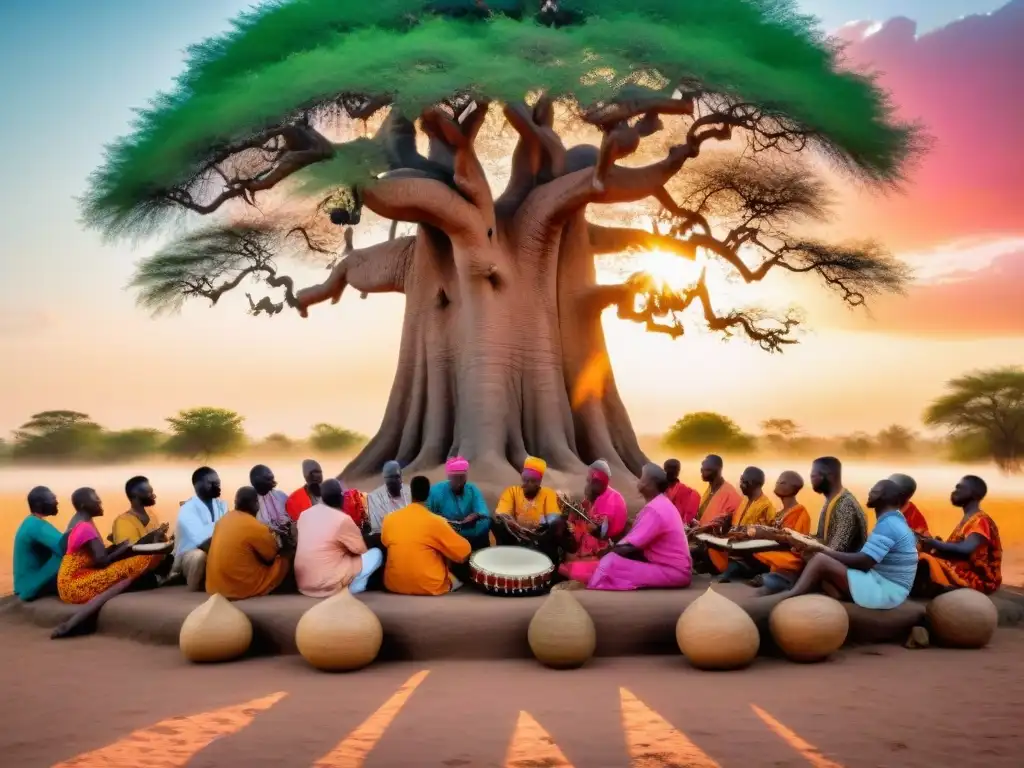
[295,588,383,671]
[528,589,596,669]
[676,587,759,670]
[769,594,849,662]
[927,589,998,649]
[179,593,253,663]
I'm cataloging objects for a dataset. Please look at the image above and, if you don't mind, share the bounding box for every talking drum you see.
[469,546,555,596]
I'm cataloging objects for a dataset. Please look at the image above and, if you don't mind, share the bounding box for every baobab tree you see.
[83,0,915,492]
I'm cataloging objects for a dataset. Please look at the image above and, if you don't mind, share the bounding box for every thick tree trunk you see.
[340,209,649,499]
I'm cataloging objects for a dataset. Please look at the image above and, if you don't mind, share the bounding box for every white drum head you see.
[695,533,730,548]
[471,546,552,576]
[729,538,779,551]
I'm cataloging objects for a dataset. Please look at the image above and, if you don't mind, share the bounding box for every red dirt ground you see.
[2,622,1023,767]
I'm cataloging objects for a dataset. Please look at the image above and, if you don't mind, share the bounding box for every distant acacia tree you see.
[842,432,874,458]
[665,412,754,453]
[761,418,801,451]
[925,368,1024,473]
[310,424,366,453]
[100,428,165,461]
[260,433,295,451]
[165,407,246,458]
[12,410,104,461]
[875,424,915,455]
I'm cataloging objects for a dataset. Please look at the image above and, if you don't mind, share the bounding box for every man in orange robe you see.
[889,473,930,536]
[688,454,742,573]
[286,459,324,521]
[750,470,812,584]
[707,466,776,575]
[663,459,700,525]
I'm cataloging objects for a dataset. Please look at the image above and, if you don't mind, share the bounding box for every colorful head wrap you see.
[445,456,470,475]
[522,456,547,480]
[588,458,611,484]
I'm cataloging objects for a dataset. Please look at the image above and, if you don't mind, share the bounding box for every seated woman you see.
[13,486,67,601]
[492,456,564,563]
[914,475,1002,597]
[559,460,628,584]
[588,464,691,591]
[780,479,918,610]
[205,486,293,600]
[58,487,168,605]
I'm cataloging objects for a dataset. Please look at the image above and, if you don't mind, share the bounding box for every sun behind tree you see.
[83,0,917,490]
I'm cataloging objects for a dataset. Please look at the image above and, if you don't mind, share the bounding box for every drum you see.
[468,546,555,596]
[132,541,174,554]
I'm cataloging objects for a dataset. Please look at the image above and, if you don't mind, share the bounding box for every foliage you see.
[664,412,754,453]
[946,432,991,465]
[100,429,166,461]
[760,417,800,451]
[164,407,247,458]
[261,433,296,451]
[309,423,366,452]
[11,411,105,461]
[875,424,915,455]
[925,368,1024,473]
[841,432,874,458]
[83,0,916,238]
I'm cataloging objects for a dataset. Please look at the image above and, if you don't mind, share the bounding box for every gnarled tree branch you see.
[362,175,484,241]
[587,223,697,259]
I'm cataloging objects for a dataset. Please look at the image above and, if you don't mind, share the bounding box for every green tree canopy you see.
[165,407,246,458]
[12,410,104,461]
[100,428,166,461]
[664,412,754,452]
[925,368,1024,473]
[310,423,366,452]
[83,0,915,238]
[842,432,873,458]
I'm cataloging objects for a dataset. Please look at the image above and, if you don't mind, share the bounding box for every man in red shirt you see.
[286,459,324,521]
[663,458,700,525]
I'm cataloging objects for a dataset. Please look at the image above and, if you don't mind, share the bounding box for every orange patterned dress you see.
[918,512,1002,595]
[57,522,164,604]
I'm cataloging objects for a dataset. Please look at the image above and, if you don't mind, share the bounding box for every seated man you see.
[205,486,292,600]
[559,460,628,584]
[492,456,563,563]
[914,475,1002,597]
[687,454,742,573]
[427,456,491,551]
[250,464,291,530]
[663,459,700,525]
[13,486,67,601]
[111,476,167,545]
[781,479,917,610]
[285,459,324,521]
[295,479,383,597]
[172,466,228,591]
[744,470,812,584]
[588,464,691,591]
[382,475,472,595]
[889,473,930,536]
[758,456,868,595]
[366,461,411,535]
[707,466,776,577]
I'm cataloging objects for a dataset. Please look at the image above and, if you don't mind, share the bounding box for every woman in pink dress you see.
[558,460,628,584]
[588,463,692,591]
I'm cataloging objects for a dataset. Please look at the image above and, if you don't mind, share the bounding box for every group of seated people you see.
[10,451,1004,622]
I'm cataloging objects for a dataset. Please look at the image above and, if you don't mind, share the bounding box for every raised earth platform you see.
[3,577,1023,660]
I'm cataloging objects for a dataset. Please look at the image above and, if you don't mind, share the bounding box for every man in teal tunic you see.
[427,456,491,551]
[13,486,67,601]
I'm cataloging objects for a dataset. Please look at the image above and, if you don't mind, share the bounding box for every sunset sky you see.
[1,0,1021,443]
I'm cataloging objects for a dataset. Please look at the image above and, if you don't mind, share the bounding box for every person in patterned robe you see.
[757,457,867,595]
[914,475,1002,597]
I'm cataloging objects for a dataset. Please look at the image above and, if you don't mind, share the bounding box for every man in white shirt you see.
[172,466,228,591]
[366,461,411,534]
